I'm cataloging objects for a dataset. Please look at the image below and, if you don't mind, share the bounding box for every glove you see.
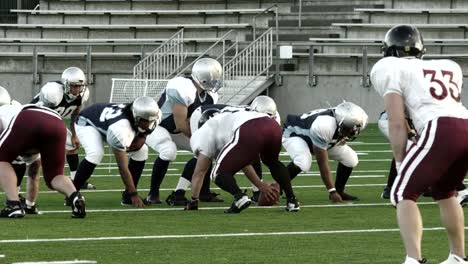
[184,198,199,210]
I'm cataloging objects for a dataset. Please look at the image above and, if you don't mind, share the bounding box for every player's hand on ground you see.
[259,182,279,202]
[329,191,343,203]
[184,199,199,210]
[131,195,145,208]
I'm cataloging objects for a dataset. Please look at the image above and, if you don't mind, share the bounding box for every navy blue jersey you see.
[77,103,133,134]
[31,81,83,118]
[284,109,341,149]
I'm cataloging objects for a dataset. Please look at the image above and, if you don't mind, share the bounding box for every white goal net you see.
[110,78,168,103]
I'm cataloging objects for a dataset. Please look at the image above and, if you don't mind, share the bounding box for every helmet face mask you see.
[61,67,87,100]
[334,102,368,141]
[191,58,223,92]
[382,25,426,58]
[131,96,161,134]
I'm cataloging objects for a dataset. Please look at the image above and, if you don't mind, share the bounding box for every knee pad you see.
[157,141,177,161]
[128,144,148,161]
[340,152,358,168]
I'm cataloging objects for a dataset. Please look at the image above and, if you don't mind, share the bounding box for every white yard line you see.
[0,226,457,244]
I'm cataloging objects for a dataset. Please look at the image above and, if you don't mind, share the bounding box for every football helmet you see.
[382,25,425,58]
[61,67,87,100]
[334,102,368,141]
[0,86,11,106]
[132,96,162,134]
[250,95,277,116]
[198,108,221,128]
[191,58,223,92]
[39,82,64,107]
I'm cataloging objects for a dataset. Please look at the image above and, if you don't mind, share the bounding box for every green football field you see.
[0,124,466,264]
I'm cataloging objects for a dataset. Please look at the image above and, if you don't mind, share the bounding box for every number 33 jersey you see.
[371,57,468,133]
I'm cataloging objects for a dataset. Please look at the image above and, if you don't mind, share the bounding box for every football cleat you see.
[224,191,251,214]
[143,195,162,205]
[82,182,96,190]
[457,189,468,207]
[285,197,300,212]
[381,187,391,199]
[402,256,427,264]
[69,192,86,218]
[440,254,467,264]
[25,204,41,215]
[338,192,359,201]
[0,200,25,218]
[199,191,224,203]
[165,190,189,206]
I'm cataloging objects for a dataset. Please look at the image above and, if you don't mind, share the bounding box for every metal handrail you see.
[221,28,273,104]
[252,5,278,43]
[133,28,185,79]
[173,29,238,80]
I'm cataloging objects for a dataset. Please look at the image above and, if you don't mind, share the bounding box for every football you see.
[257,182,281,206]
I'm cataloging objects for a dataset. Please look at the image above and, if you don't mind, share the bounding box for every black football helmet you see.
[198,108,221,128]
[382,25,425,58]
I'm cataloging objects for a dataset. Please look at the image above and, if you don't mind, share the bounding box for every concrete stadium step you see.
[291,4,385,13]
[269,18,363,27]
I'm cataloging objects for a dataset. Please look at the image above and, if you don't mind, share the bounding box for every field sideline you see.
[0,124,466,264]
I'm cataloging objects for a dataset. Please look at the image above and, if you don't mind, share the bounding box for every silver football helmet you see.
[191,58,223,92]
[250,95,277,116]
[334,101,368,141]
[61,67,87,100]
[0,86,11,106]
[39,82,64,107]
[132,96,162,134]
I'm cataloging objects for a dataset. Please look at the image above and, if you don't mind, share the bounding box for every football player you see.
[282,101,368,203]
[144,58,223,204]
[185,97,300,213]
[72,96,161,208]
[26,67,94,190]
[0,103,86,218]
[167,96,281,205]
[0,86,42,214]
[371,25,468,264]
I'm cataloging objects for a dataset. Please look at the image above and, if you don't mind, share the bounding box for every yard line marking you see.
[34,201,438,214]
[12,261,97,264]
[0,226,456,244]
[14,183,390,195]
[73,173,385,178]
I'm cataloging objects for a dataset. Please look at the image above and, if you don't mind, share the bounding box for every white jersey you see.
[0,104,22,130]
[191,110,270,158]
[371,56,468,133]
[160,77,218,120]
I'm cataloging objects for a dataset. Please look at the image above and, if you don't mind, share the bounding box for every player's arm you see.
[112,147,144,208]
[242,165,277,201]
[69,107,81,150]
[313,145,343,203]
[190,153,211,200]
[384,93,407,168]
[172,103,191,137]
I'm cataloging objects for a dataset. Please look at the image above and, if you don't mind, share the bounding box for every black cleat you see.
[165,190,188,206]
[68,192,86,218]
[0,200,25,218]
[224,191,251,214]
[121,191,132,206]
[25,204,41,215]
[143,195,162,205]
[285,197,300,212]
[199,191,224,203]
[338,192,359,201]
[381,186,391,199]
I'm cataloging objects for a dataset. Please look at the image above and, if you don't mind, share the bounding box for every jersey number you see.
[99,106,123,122]
[423,69,461,102]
